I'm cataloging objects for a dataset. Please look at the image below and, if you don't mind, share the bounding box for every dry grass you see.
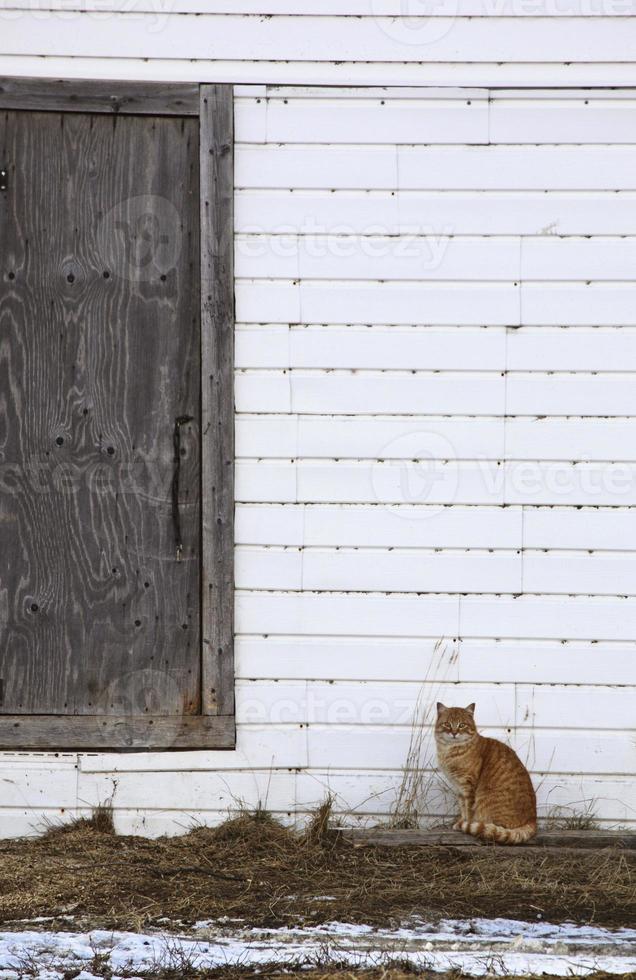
[0,810,633,933]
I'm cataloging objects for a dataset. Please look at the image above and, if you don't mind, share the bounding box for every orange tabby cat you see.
[435,703,537,845]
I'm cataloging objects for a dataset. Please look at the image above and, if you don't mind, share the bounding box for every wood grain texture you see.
[0,77,199,116]
[0,713,234,749]
[0,109,201,720]
[200,85,235,721]
[339,829,636,850]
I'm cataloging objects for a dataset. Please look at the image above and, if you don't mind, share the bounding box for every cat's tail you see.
[458,819,537,845]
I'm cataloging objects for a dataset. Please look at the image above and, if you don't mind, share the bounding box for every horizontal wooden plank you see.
[236,460,636,507]
[238,146,636,190]
[236,236,520,281]
[5,14,636,62]
[79,725,309,771]
[236,282,520,325]
[338,828,636,849]
[507,372,636,415]
[235,546,522,594]
[0,75,199,114]
[515,414,625,461]
[397,146,636,191]
[235,545,636,597]
[296,772,636,822]
[306,726,636,772]
[522,237,636,280]
[237,94,636,146]
[5,1,636,15]
[236,635,636,684]
[491,98,636,144]
[235,190,636,236]
[79,767,297,813]
[523,506,636,550]
[237,236,636,283]
[302,548,522,594]
[236,636,462,682]
[236,415,506,460]
[523,552,636,596]
[459,594,636,641]
[236,326,636,377]
[236,679,515,728]
[507,327,636,372]
[236,370,506,415]
[235,326,507,371]
[236,503,520,548]
[236,590,461,637]
[3,56,636,88]
[0,715,236,750]
[248,97,489,145]
[521,283,636,326]
[517,683,636,730]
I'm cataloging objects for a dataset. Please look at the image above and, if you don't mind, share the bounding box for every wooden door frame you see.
[0,78,235,750]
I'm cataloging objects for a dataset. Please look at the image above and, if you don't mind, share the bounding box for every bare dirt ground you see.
[0,809,633,934]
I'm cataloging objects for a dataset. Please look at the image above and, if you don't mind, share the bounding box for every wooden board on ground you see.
[339,828,636,851]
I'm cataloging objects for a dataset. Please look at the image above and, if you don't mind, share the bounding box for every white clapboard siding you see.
[235,680,515,727]
[522,238,636,280]
[237,459,636,507]
[523,506,636,550]
[236,371,505,416]
[459,594,636,641]
[236,636,636,685]
[236,504,521,548]
[516,684,635,730]
[238,590,636,642]
[245,673,629,729]
[255,97,490,144]
[237,235,636,282]
[237,636,463,682]
[5,15,636,62]
[506,419,636,461]
[237,146,636,191]
[507,373,636,416]
[237,591,461,638]
[236,236,520,281]
[236,281,521,325]
[490,98,636,143]
[3,86,636,833]
[457,639,635,684]
[236,190,636,236]
[236,326,508,371]
[521,283,636,326]
[523,552,636,596]
[507,328,636,372]
[8,1,636,16]
[300,548,522,594]
[305,727,635,774]
[236,415,506,459]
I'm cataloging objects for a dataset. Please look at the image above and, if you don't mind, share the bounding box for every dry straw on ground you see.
[0,807,632,933]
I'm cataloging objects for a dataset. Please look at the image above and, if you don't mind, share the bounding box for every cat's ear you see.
[436,702,446,714]
[466,703,476,715]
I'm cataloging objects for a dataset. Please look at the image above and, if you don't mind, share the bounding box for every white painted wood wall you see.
[0,6,635,837]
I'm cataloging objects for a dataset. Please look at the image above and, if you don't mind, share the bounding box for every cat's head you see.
[435,703,477,745]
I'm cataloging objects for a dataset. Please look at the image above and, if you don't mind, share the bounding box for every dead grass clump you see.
[0,812,632,933]
[41,803,116,841]
[304,796,337,848]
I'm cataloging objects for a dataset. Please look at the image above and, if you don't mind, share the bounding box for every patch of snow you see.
[0,917,633,977]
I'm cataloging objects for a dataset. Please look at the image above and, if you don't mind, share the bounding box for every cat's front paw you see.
[452,818,464,831]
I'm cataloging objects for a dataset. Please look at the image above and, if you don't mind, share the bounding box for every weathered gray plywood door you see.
[0,81,234,749]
